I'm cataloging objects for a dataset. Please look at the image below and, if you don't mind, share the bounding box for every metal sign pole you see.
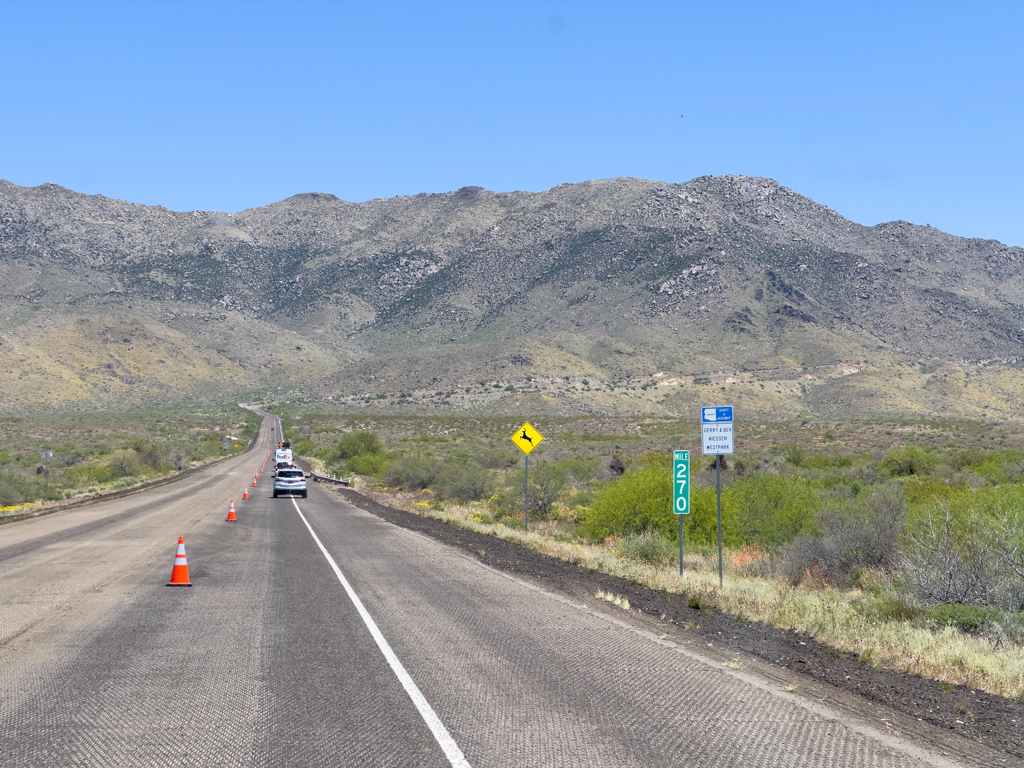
[679,514,684,576]
[701,408,732,589]
[524,454,529,534]
[716,454,723,588]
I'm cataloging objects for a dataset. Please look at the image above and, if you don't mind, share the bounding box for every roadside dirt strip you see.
[0,420,1011,766]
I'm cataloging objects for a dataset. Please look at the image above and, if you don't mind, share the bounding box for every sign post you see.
[510,422,544,534]
[673,450,690,575]
[701,407,733,587]
[41,450,53,501]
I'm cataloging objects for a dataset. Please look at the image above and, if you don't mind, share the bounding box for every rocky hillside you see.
[1,175,1022,418]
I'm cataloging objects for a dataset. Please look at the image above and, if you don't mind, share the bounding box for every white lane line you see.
[291,499,472,768]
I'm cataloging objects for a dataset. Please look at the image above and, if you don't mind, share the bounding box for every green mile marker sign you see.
[673,450,690,515]
[673,450,690,575]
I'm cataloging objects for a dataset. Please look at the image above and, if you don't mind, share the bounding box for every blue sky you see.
[2,1,1022,245]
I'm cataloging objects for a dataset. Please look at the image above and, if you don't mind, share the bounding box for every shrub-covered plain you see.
[0,405,258,512]
[273,408,1024,697]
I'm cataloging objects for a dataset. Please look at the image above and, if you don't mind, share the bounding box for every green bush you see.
[878,446,938,477]
[498,514,526,530]
[568,483,599,510]
[335,431,386,460]
[386,456,442,490]
[949,447,988,472]
[475,451,518,469]
[106,449,143,478]
[899,485,1024,608]
[853,592,920,623]
[189,433,225,462]
[126,439,165,471]
[346,453,394,477]
[782,482,907,585]
[970,449,1024,485]
[579,457,742,544]
[494,460,573,518]
[291,438,316,456]
[526,462,570,515]
[801,454,853,469]
[559,456,597,483]
[616,531,678,565]
[780,443,808,467]
[903,475,961,503]
[64,464,117,485]
[579,464,673,541]
[683,485,741,547]
[0,472,37,507]
[926,604,1002,634]
[729,473,819,552]
[317,430,393,477]
[432,459,495,501]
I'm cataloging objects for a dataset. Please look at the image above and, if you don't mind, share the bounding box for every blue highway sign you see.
[701,406,733,423]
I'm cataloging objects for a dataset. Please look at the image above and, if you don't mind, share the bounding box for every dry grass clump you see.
[596,590,630,610]
[363,489,1024,698]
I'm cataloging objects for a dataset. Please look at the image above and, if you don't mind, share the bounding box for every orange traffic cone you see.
[227,500,236,521]
[167,537,192,586]
[243,487,249,500]
[253,475,257,487]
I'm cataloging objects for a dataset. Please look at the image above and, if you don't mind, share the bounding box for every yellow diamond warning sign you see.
[510,421,544,455]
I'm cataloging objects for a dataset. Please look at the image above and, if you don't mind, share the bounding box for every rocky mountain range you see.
[2,175,1022,419]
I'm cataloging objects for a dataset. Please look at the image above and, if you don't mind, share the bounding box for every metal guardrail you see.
[310,471,351,487]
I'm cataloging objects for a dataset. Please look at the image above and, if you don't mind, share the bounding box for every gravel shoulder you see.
[336,486,1024,765]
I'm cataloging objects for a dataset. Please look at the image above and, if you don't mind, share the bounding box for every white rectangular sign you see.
[701,405,734,455]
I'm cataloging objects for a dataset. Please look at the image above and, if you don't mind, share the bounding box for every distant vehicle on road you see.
[273,467,307,498]
[275,445,293,468]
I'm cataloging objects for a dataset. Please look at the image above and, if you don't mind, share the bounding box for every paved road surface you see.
[0,415,973,766]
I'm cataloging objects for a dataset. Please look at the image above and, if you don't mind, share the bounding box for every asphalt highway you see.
[0,415,973,767]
